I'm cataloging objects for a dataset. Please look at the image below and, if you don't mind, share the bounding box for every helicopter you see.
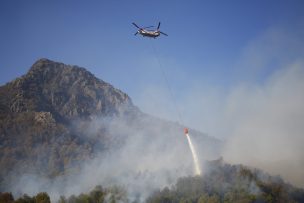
[132,22,168,38]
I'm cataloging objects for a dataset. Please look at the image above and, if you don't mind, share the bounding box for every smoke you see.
[137,61,304,189]
[186,133,201,175]
[222,25,304,187]
[223,61,304,187]
[136,25,304,188]
[7,114,218,202]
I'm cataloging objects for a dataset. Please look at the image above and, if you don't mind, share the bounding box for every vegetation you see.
[146,161,304,203]
[0,192,50,203]
[1,161,304,203]
[0,186,127,203]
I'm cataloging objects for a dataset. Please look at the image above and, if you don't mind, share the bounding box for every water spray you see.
[184,128,201,175]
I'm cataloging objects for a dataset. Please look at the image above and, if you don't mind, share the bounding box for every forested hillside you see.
[1,159,304,203]
[147,159,304,203]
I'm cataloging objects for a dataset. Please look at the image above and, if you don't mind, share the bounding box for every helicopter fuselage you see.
[138,29,160,38]
[133,22,167,38]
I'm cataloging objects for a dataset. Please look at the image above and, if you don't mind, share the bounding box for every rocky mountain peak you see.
[1,58,136,121]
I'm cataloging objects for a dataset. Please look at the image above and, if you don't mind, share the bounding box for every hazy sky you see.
[1,0,303,137]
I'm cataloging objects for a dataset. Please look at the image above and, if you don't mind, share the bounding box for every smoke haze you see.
[223,61,304,187]
[8,115,219,202]
[137,25,304,187]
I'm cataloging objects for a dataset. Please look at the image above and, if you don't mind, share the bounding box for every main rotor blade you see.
[157,22,161,30]
[134,32,138,36]
[143,26,154,29]
[160,31,168,36]
[132,22,140,29]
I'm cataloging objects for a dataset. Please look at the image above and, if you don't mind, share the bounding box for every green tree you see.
[0,192,14,203]
[89,186,104,203]
[15,194,34,203]
[35,192,50,203]
[206,195,220,203]
[223,189,256,203]
[76,194,91,203]
[58,196,67,203]
[67,195,77,203]
[198,193,209,203]
[179,197,192,203]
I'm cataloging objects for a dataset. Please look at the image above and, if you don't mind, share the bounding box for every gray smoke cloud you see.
[223,61,304,187]
[8,114,219,202]
[136,25,304,188]
[220,25,304,188]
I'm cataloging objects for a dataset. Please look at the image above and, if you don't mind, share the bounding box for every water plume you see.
[186,133,201,175]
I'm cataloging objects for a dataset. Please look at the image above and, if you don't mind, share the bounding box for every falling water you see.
[186,133,201,175]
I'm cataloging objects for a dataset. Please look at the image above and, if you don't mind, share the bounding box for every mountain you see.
[0,59,222,192]
[0,58,135,120]
[0,58,136,188]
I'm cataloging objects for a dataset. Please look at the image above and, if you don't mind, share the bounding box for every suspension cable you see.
[150,41,184,125]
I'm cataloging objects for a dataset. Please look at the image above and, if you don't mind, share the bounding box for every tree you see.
[223,189,256,203]
[198,193,209,203]
[206,195,220,203]
[15,194,34,203]
[67,195,77,203]
[89,185,105,203]
[0,192,14,203]
[76,194,91,203]
[58,196,67,203]
[35,192,50,203]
